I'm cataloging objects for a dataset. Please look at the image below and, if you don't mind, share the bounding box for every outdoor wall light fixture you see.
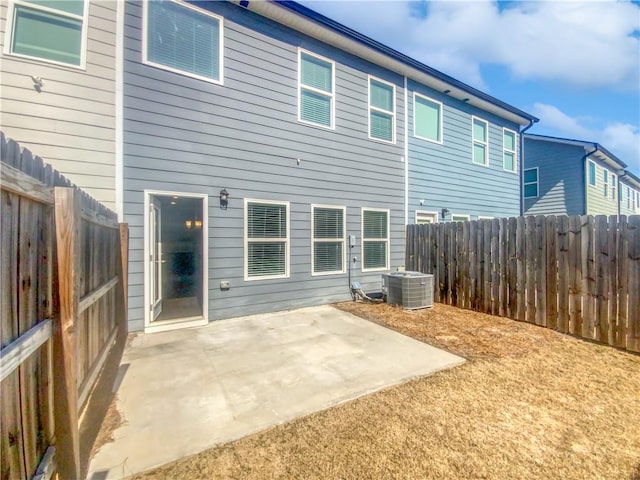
[219,189,229,210]
[441,208,450,220]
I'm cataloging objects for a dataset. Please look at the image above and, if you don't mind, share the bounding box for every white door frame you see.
[143,190,209,333]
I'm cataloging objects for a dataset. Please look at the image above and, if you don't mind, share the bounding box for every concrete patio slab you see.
[87,305,464,479]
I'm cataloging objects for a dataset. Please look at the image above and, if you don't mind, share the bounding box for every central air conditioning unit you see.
[384,271,434,309]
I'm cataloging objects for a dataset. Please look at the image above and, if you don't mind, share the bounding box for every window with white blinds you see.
[369,77,395,143]
[362,208,390,271]
[299,50,334,128]
[145,0,223,83]
[7,0,87,67]
[312,206,346,275]
[245,200,289,280]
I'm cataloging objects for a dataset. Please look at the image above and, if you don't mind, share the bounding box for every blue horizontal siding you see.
[407,80,521,221]
[523,139,586,215]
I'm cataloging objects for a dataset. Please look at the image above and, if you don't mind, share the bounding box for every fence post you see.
[53,187,81,479]
[119,223,129,335]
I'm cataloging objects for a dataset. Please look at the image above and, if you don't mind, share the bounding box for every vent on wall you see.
[384,271,434,309]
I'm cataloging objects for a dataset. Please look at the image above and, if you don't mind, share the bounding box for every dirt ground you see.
[131,302,640,480]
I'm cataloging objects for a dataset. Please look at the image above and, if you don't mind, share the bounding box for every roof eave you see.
[229,0,537,126]
[524,134,628,171]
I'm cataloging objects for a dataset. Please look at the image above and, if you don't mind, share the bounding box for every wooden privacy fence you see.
[1,133,129,480]
[406,215,640,353]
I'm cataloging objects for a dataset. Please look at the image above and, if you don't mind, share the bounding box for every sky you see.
[298,0,640,176]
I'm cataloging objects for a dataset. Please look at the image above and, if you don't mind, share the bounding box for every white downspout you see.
[115,0,125,220]
[404,75,409,225]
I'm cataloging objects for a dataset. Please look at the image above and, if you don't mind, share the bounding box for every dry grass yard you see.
[132,302,640,480]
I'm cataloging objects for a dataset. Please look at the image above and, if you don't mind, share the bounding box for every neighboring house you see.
[408,83,535,225]
[523,134,638,216]
[0,0,120,210]
[619,170,640,216]
[121,0,537,333]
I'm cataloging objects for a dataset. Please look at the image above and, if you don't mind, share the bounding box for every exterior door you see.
[150,197,163,321]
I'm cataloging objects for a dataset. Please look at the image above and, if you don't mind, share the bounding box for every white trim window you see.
[451,214,470,222]
[503,128,517,173]
[415,210,438,224]
[368,76,395,143]
[477,216,494,220]
[611,173,617,200]
[4,0,89,68]
[588,160,597,187]
[414,93,443,144]
[311,205,346,275]
[626,186,631,209]
[603,169,609,197]
[362,208,390,271]
[244,199,290,280]
[143,0,224,84]
[524,167,539,198]
[472,117,489,166]
[298,49,335,129]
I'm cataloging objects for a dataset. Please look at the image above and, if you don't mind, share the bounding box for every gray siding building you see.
[523,134,638,217]
[121,0,537,333]
[0,0,119,209]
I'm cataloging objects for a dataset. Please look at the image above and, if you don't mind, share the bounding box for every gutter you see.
[519,119,538,216]
[582,144,599,215]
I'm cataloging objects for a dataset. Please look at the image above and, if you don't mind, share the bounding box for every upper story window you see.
[603,170,609,197]
[414,93,443,144]
[524,167,538,198]
[451,214,470,222]
[472,117,489,166]
[611,173,617,200]
[362,208,390,272]
[312,205,346,275]
[299,50,334,129]
[144,0,223,84]
[368,77,395,143]
[5,0,88,67]
[626,186,631,209]
[503,129,517,173]
[244,200,289,281]
[588,160,597,187]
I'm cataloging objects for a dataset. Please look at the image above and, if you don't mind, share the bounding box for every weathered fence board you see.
[1,134,128,480]
[406,214,640,353]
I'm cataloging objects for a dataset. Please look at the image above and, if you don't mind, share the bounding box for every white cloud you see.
[531,103,640,173]
[303,0,640,91]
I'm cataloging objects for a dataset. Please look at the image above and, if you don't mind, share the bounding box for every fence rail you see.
[1,133,129,479]
[406,215,640,352]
